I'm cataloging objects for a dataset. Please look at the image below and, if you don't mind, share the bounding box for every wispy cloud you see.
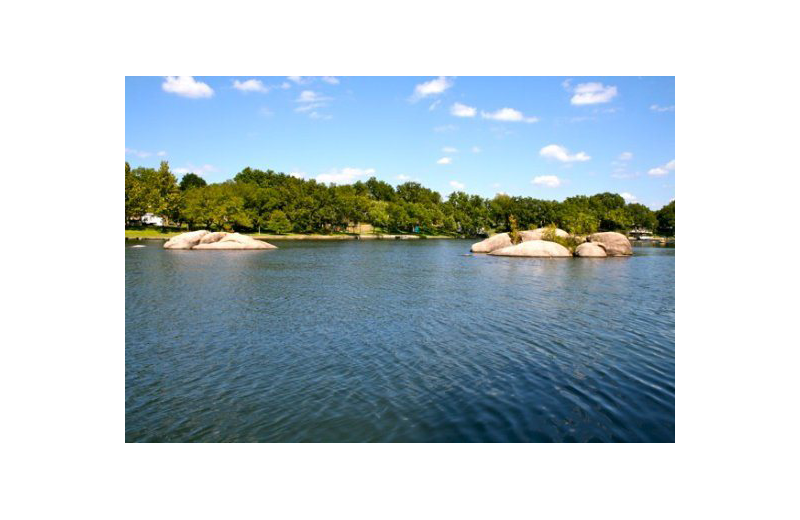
[442,146,458,153]
[540,144,591,162]
[449,180,465,190]
[471,146,481,153]
[316,167,375,184]
[162,76,214,98]
[296,90,331,103]
[157,151,167,157]
[531,175,561,188]
[437,157,452,165]
[481,107,538,123]
[429,100,441,111]
[125,148,152,159]
[174,163,217,175]
[450,102,476,117]
[433,124,457,133]
[650,104,674,112]
[321,76,340,85]
[411,76,453,102]
[648,159,675,176]
[569,82,618,105]
[618,151,633,161]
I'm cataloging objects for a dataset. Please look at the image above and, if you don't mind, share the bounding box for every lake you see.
[126,239,674,442]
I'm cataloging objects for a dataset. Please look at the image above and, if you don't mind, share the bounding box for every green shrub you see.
[541,223,583,252]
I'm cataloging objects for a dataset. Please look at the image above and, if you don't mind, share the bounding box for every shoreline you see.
[125,231,456,241]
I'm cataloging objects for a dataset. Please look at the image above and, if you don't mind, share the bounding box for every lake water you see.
[126,239,674,442]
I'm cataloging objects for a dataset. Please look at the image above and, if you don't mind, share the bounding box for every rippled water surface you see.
[126,239,674,442]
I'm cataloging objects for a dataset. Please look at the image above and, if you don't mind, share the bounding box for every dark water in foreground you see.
[126,240,674,442]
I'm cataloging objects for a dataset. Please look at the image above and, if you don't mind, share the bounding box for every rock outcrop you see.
[574,242,607,257]
[587,232,632,256]
[163,230,210,249]
[470,227,572,253]
[164,231,277,250]
[489,240,572,257]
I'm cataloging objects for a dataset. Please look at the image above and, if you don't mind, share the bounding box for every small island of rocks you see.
[471,228,632,258]
[163,230,277,250]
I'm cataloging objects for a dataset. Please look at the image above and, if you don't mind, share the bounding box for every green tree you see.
[656,200,675,236]
[266,209,292,234]
[179,172,207,191]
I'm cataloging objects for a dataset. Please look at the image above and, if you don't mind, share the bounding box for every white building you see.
[141,213,164,226]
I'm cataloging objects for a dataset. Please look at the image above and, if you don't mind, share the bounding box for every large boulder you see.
[163,230,210,249]
[163,230,277,250]
[193,232,277,250]
[489,240,572,257]
[588,232,632,256]
[525,227,572,240]
[470,227,573,253]
[574,242,607,257]
[471,233,512,253]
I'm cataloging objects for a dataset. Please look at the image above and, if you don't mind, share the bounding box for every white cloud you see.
[532,175,561,188]
[648,159,675,176]
[316,167,375,184]
[621,192,637,202]
[411,76,453,101]
[162,76,213,98]
[321,76,339,85]
[289,171,306,179]
[437,157,452,165]
[442,146,458,153]
[280,82,291,89]
[449,180,465,190]
[570,82,618,105]
[433,124,457,132]
[539,144,591,163]
[450,102,477,117]
[618,151,633,161]
[157,151,167,157]
[397,174,410,181]
[296,90,330,103]
[650,104,675,112]
[287,76,305,84]
[233,79,269,93]
[480,107,538,123]
[125,148,152,158]
[472,146,481,153]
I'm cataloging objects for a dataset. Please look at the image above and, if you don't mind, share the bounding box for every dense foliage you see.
[125,162,676,236]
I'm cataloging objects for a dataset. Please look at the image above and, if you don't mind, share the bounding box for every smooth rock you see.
[574,242,607,257]
[588,232,632,256]
[199,231,230,244]
[193,233,277,250]
[489,240,572,257]
[163,230,210,249]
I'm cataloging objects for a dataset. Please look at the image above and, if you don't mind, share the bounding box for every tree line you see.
[125,161,676,236]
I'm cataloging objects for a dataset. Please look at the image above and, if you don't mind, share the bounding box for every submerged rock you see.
[574,242,607,257]
[489,240,572,257]
[588,232,632,256]
[163,230,277,250]
[163,230,210,249]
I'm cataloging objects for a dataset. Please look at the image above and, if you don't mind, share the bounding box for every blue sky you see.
[126,76,674,209]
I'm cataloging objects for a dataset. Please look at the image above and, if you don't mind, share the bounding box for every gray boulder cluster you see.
[163,230,277,250]
[470,229,632,258]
